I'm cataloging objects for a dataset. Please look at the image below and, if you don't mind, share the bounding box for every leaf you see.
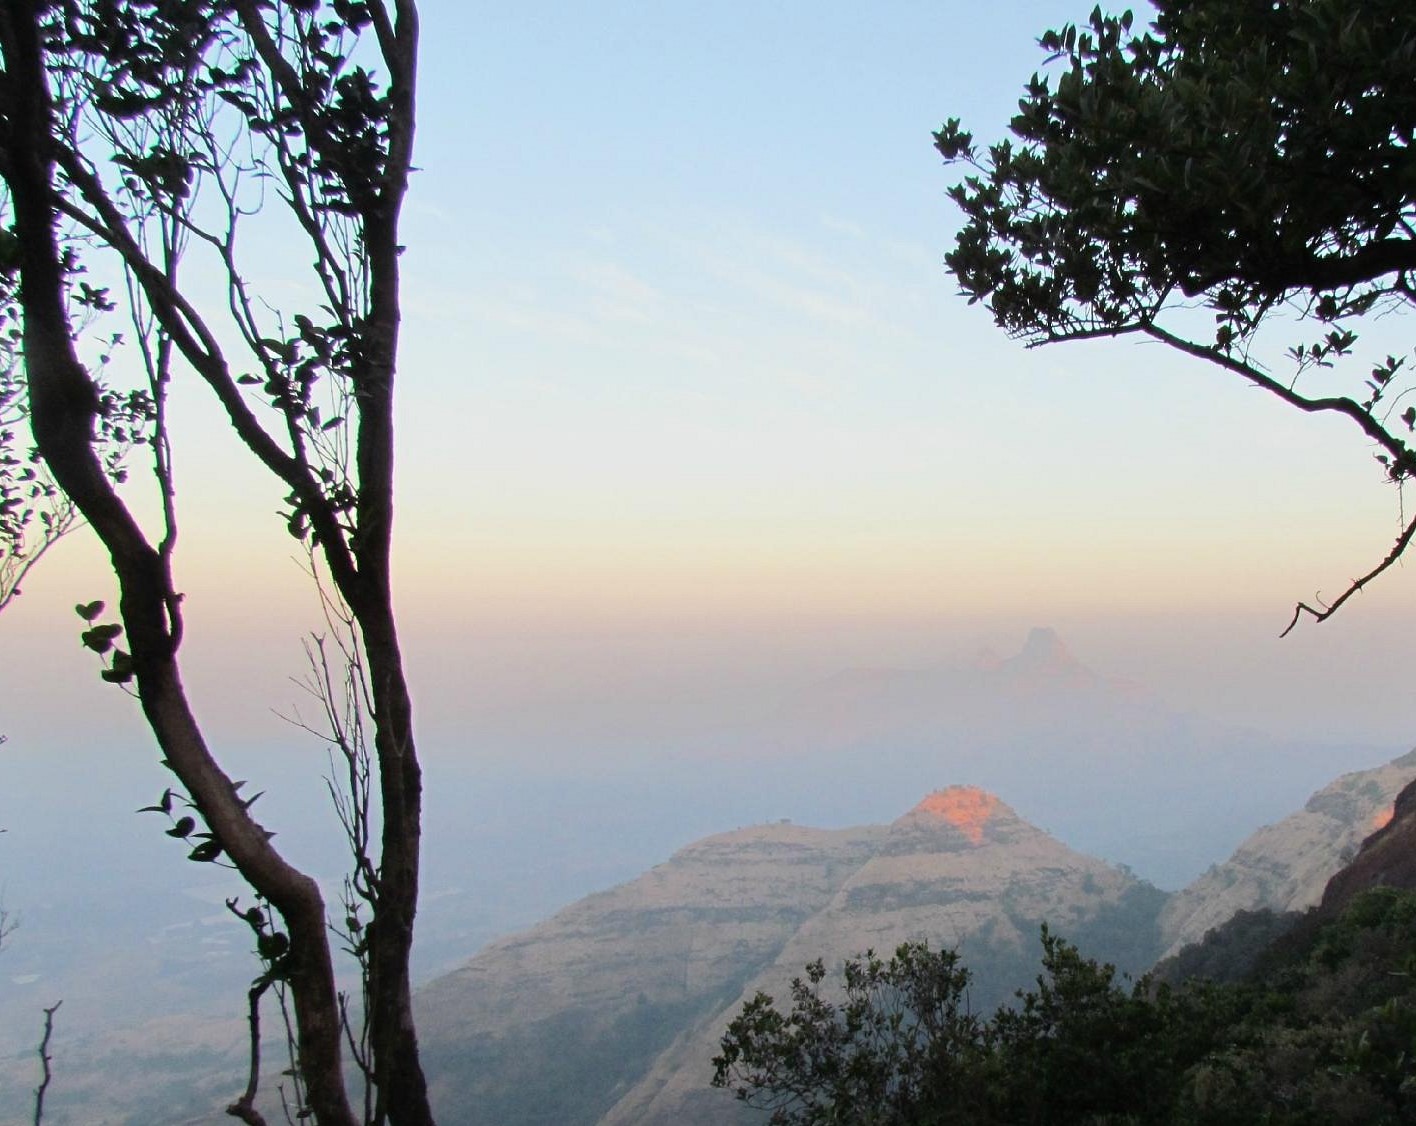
[80,623,124,653]
[166,816,196,838]
[188,840,223,863]
[75,600,105,621]
[136,788,174,815]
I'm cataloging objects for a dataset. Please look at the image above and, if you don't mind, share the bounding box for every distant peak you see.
[997,627,1092,683]
[909,786,1001,845]
[1020,626,1068,660]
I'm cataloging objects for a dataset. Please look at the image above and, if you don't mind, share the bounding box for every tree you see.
[712,932,1232,1126]
[0,3,428,1124]
[936,0,1416,633]
[712,942,988,1126]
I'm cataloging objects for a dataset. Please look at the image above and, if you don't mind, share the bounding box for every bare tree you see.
[0,2,430,1123]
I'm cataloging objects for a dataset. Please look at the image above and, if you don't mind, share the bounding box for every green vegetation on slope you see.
[714,888,1416,1125]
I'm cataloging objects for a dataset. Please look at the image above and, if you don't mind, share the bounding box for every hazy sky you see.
[4,0,1416,791]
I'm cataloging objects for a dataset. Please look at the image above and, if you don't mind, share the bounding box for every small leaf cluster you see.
[138,778,262,866]
[226,895,293,981]
[75,599,134,684]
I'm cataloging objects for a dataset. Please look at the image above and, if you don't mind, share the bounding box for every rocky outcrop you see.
[1158,749,1416,958]
[1321,772,1416,912]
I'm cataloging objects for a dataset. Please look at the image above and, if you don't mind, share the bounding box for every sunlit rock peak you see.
[905,785,1002,845]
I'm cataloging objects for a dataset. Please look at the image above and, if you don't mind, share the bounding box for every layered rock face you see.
[416,819,887,1125]
[416,786,1165,1126]
[416,753,1416,1126]
[1158,749,1416,958]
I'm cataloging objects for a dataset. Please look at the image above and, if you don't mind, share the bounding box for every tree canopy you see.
[936,0,1416,631]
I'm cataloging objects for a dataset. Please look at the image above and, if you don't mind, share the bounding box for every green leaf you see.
[75,600,105,621]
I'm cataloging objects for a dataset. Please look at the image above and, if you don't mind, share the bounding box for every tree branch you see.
[1184,237,1416,299]
[226,979,272,1126]
[49,149,363,598]
[1142,323,1413,472]
[1281,508,1416,637]
[32,1000,60,1126]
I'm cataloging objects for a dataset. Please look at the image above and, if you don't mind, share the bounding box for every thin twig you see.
[1282,509,1416,636]
[32,1000,61,1126]
[226,979,272,1126]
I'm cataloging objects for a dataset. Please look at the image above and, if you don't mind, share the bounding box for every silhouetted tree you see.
[0,2,428,1123]
[937,0,1416,632]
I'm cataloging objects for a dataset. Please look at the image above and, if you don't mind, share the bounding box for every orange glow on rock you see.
[913,786,999,845]
[1373,806,1395,832]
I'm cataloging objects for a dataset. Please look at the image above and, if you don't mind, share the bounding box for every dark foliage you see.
[713,890,1416,1125]
[1154,907,1304,987]
[937,0,1416,630]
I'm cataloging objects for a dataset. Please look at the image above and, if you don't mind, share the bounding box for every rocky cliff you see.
[1158,748,1416,958]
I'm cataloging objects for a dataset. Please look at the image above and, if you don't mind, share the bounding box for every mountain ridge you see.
[415,745,1416,1126]
[416,783,1168,1126]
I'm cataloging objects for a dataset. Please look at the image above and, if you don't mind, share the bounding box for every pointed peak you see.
[996,627,1093,683]
[904,786,1004,845]
[1018,626,1069,661]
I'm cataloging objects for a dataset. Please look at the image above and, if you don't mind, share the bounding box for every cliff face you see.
[1321,771,1416,912]
[416,787,1165,1126]
[1158,749,1416,958]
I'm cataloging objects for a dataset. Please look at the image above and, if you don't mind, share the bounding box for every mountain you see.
[415,786,1167,1126]
[728,628,1394,889]
[1158,748,1416,958]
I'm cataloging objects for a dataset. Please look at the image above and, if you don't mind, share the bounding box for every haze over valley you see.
[0,628,1408,1122]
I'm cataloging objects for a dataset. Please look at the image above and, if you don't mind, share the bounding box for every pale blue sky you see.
[5,0,1416,765]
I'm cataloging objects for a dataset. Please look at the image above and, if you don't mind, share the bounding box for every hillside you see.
[1158,748,1416,958]
[415,787,1166,1126]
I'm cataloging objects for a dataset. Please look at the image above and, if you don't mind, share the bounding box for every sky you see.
[3,0,1416,862]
